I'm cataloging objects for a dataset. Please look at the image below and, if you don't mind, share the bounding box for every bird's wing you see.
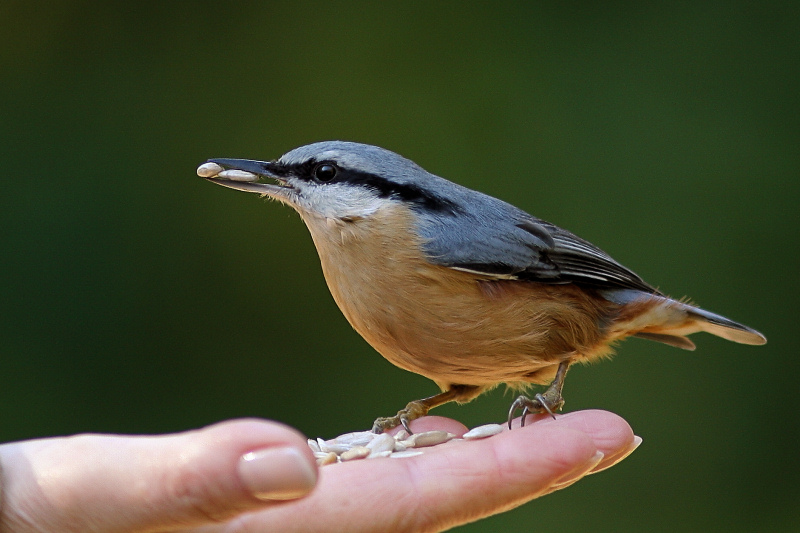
[417,199,657,293]
[535,221,658,292]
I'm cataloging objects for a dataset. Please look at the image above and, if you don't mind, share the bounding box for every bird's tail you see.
[682,305,767,345]
[602,289,767,350]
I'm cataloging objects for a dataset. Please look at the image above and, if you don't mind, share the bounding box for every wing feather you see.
[417,192,657,294]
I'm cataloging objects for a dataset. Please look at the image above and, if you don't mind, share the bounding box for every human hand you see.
[0,410,639,533]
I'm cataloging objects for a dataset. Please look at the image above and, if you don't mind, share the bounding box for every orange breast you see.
[301,205,622,388]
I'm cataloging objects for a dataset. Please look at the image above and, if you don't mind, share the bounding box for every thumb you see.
[0,419,318,533]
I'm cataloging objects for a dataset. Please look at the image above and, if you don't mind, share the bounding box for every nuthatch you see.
[199,141,766,433]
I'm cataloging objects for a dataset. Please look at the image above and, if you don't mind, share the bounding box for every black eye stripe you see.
[275,160,462,213]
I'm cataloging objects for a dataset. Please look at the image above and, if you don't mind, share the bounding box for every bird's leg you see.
[508,360,570,429]
[371,384,483,434]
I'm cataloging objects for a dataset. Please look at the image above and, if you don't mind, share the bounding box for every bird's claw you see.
[507,391,565,429]
[371,400,430,434]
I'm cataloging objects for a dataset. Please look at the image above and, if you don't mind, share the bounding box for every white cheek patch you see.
[297,183,386,219]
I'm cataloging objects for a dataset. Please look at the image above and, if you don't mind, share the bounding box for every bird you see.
[199,141,766,433]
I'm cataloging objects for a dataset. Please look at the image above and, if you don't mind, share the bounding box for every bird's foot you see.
[371,400,431,434]
[507,389,565,429]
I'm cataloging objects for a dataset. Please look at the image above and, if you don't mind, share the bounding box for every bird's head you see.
[200,141,460,221]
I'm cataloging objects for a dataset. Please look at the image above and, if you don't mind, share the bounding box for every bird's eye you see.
[314,164,337,182]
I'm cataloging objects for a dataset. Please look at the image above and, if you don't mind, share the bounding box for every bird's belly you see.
[323,252,613,387]
[306,209,615,387]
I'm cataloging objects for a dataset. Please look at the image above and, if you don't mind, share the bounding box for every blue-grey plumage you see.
[201,141,766,432]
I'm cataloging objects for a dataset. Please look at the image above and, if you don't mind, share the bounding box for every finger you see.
[519,409,637,472]
[544,433,642,493]
[0,419,318,533]
[514,410,638,494]
[235,410,632,533]
[590,434,642,474]
[390,415,468,436]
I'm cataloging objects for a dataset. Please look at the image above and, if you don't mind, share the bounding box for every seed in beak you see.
[217,169,260,182]
[196,162,224,178]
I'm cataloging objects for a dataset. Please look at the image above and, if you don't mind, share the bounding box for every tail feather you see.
[633,332,696,350]
[602,289,767,347]
[685,306,767,345]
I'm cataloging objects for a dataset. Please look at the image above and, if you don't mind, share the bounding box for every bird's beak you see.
[198,158,292,196]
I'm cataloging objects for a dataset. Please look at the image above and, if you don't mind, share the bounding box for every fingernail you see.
[620,435,643,461]
[553,450,605,487]
[591,435,643,475]
[238,447,318,501]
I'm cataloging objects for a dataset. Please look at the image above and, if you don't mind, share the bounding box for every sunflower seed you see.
[333,431,375,448]
[366,433,396,456]
[340,446,371,461]
[316,452,338,466]
[307,439,321,453]
[393,429,410,441]
[217,169,260,182]
[408,430,455,448]
[368,450,393,459]
[390,450,424,459]
[196,162,224,178]
[323,442,351,454]
[463,423,504,440]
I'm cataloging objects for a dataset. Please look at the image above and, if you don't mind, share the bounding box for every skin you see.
[0,411,638,533]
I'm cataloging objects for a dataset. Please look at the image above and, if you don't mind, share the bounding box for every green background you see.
[2,2,797,531]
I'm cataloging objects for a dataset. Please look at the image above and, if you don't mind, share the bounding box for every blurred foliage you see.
[1,1,798,531]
